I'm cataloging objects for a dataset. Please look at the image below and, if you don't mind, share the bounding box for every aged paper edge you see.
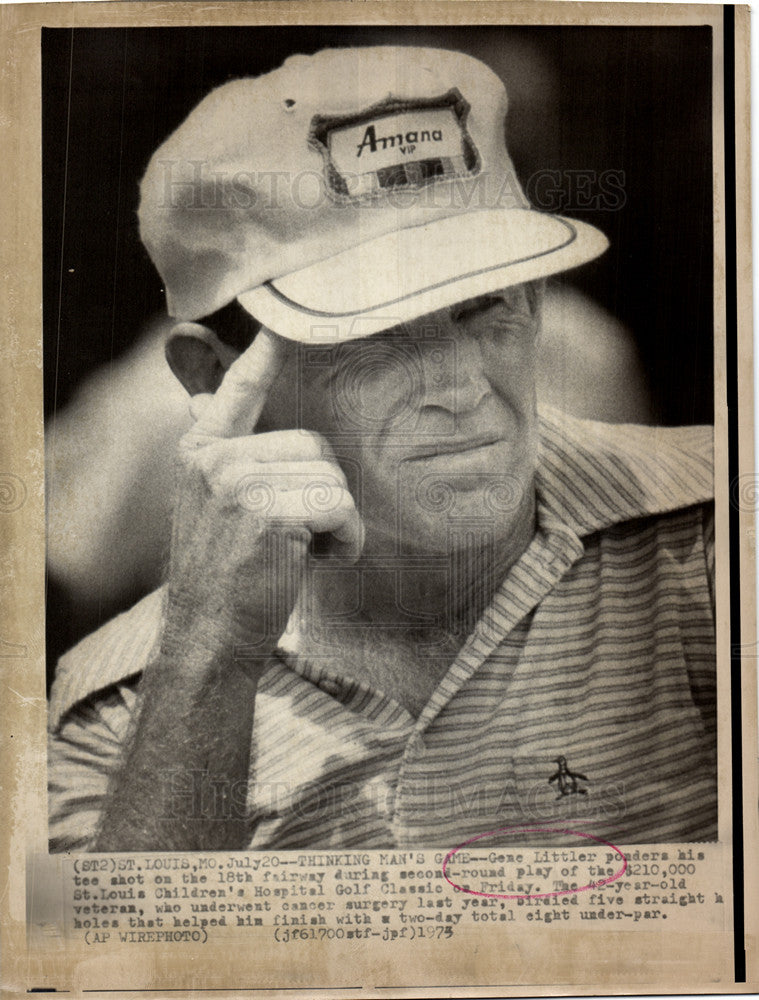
[0,1,755,996]
[733,3,758,987]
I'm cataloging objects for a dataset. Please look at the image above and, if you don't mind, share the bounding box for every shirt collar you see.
[536,404,713,538]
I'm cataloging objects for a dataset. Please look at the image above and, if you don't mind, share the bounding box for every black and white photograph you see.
[3,3,755,995]
[43,23,719,852]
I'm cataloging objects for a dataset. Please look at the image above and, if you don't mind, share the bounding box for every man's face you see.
[258,283,541,556]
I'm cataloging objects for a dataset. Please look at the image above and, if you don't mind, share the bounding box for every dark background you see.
[42,25,714,681]
[43,24,713,423]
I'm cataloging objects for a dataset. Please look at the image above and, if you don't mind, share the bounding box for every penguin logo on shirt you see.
[549,755,589,799]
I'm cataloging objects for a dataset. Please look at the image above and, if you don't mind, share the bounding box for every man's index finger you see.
[193,327,288,439]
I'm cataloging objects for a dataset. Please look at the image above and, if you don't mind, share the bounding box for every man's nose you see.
[413,313,491,414]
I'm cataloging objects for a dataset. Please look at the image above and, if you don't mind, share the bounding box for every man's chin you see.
[358,445,537,557]
[403,461,530,527]
[392,496,531,558]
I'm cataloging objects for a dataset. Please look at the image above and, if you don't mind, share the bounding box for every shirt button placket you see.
[389,730,428,840]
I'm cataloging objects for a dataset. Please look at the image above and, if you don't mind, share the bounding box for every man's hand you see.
[165,327,363,650]
[94,327,362,851]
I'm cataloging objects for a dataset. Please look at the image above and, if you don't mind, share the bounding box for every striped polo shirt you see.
[48,407,717,851]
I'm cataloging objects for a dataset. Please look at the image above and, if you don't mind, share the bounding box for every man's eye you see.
[456,297,533,329]
[463,307,533,336]
[489,310,533,329]
[452,297,504,323]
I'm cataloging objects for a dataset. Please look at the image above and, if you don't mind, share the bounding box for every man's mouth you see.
[403,435,503,461]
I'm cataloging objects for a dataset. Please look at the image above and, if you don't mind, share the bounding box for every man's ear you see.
[165,322,241,396]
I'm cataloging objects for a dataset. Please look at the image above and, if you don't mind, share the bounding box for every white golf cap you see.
[139,46,608,342]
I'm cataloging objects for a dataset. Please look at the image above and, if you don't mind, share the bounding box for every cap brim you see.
[237,209,608,343]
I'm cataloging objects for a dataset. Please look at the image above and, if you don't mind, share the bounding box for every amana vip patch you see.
[309,89,481,201]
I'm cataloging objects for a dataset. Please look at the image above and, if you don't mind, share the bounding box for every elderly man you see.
[48,46,716,851]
